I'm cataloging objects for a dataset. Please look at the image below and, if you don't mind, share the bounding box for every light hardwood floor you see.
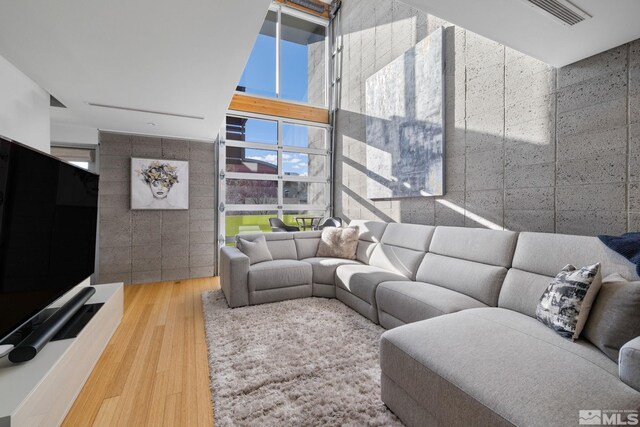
[62,277,219,427]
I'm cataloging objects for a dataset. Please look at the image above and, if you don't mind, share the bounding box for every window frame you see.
[220,111,331,244]
[236,3,330,107]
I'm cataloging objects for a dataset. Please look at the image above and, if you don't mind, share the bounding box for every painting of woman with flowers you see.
[131,158,189,209]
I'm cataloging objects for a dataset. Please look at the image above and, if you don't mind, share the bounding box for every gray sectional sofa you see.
[220,220,640,426]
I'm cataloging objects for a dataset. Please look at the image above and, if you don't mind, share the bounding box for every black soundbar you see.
[8,286,96,363]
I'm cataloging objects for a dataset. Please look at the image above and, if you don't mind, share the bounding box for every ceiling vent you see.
[88,103,204,120]
[523,0,591,26]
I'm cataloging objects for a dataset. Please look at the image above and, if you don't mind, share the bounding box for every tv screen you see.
[0,137,99,344]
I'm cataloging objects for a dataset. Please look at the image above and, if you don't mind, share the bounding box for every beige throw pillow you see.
[316,226,359,260]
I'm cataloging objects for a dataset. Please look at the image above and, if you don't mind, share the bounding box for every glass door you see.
[219,113,331,245]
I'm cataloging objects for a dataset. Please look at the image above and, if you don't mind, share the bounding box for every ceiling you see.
[402,0,640,67]
[0,0,272,141]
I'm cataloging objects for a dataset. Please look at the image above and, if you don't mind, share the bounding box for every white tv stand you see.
[0,282,123,427]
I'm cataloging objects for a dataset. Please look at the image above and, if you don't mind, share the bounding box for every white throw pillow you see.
[535,263,602,340]
[316,226,359,260]
[237,235,273,265]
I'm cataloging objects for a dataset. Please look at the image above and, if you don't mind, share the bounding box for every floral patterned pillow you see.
[535,263,602,340]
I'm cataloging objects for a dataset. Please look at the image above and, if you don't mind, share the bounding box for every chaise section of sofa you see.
[379,230,640,426]
[381,308,640,427]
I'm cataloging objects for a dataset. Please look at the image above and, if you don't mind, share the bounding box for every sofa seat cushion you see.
[335,264,409,305]
[380,308,639,427]
[302,257,362,285]
[376,281,487,327]
[248,260,312,292]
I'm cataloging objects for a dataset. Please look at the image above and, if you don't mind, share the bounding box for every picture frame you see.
[131,157,189,210]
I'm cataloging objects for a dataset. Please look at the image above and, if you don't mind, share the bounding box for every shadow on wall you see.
[335,21,637,236]
[338,26,515,231]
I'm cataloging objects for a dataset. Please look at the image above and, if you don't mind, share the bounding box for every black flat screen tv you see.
[0,136,99,345]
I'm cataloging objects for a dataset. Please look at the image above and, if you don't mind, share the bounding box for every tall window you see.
[237,6,327,107]
[221,114,330,244]
[222,4,331,246]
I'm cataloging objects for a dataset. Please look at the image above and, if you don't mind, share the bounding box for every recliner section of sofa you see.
[335,222,436,323]
[376,226,518,329]
[221,232,313,307]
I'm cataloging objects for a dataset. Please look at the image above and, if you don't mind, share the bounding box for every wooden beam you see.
[229,94,329,124]
[275,0,329,19]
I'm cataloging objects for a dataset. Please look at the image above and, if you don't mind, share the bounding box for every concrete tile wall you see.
[98,132,216,284]
[334,0,640,236]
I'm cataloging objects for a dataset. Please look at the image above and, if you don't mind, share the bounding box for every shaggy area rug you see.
[201,290,402,426]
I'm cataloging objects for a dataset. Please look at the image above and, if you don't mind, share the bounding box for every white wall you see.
[0,54,50,153]
[51,122,98,145]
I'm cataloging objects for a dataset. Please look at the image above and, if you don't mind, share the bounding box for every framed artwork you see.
[365,26,445,199]
[131,158,189,210]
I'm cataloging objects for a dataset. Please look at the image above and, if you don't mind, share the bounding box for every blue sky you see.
[236,32,312,175]
[238,35,309,102]
[244,149,309,176]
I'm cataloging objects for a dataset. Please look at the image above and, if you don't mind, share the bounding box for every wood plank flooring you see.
[62,277,218,427]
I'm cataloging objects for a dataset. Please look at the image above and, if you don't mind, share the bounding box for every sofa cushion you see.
[237,235,273,265]
[376,281,487,328]
[356,241,378,265]
[349,220,388,242]
[239,232,298,260]
[369,244,426,280]
[349,220,388,264]
[499,231,639,318]
[303,257,362,284]
[620,337,640,392]
[316,226,359,259]
[335,264,409,306]
[248,259,312,292]
[536,263,602,340]
[415,253,508,306]
[512,232,639,280]
[380,308,639,427]
[498,269,553,318]
[426,226,518,268]
[366,223,434,279]
[293,230,322,260]
[380,223,435,252]
[584,274,640,362]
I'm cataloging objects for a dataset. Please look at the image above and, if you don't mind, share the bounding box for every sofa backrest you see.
[416,227,518,306]
[236,232,297,260]
[498,232,640,318]
[349,220,388,264]
[293,230,322,260]
[368,223,435,279]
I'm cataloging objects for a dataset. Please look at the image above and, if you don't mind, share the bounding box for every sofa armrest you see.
[619,336,640,392]
[220,246,250,308]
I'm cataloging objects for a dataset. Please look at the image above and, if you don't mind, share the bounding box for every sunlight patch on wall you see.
[436,199,506,230]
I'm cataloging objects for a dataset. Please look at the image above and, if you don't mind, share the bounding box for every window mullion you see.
[276,6,281,99]
[277,118,284,215]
